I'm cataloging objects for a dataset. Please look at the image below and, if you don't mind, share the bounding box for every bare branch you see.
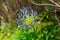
[30,0,60,8]
[30,1,55,6]
[49,0,60,7]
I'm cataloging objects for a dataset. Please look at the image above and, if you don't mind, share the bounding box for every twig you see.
[49,0,60,7]
[30,1,55,6]
[30,0,60,8]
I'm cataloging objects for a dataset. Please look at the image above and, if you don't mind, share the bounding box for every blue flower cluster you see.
[16,7,38,29]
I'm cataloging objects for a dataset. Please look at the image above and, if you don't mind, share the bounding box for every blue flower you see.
[29,7,33,13]
[16,18,23,25]
[17,13,21,18]
[16,19,20,25]
[23,24,28,26]
[20,13,23,17]
[33,10,37,16]
[17,13,23,18]
[19,19,23,22]
[16,7,38,30]
[22,7,28,13]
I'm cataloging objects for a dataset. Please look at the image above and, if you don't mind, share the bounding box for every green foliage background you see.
[0,0,60,40]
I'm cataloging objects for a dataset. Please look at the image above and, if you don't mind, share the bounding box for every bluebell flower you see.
[17,13,23,18]
[33,10,37,16]
[20,13,23,17]
[17,13,21,18]
[19,19,23,22]
[22,7,28,13]
[16,19,22,24]
[16,7,38,30]
[29,7,33,13]
[23,23,28,26]
[16,19,20,25]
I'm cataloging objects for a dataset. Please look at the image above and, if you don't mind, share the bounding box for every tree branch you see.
[30,0,60,8]
[49,0,60,7]
[30,1,55,6]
